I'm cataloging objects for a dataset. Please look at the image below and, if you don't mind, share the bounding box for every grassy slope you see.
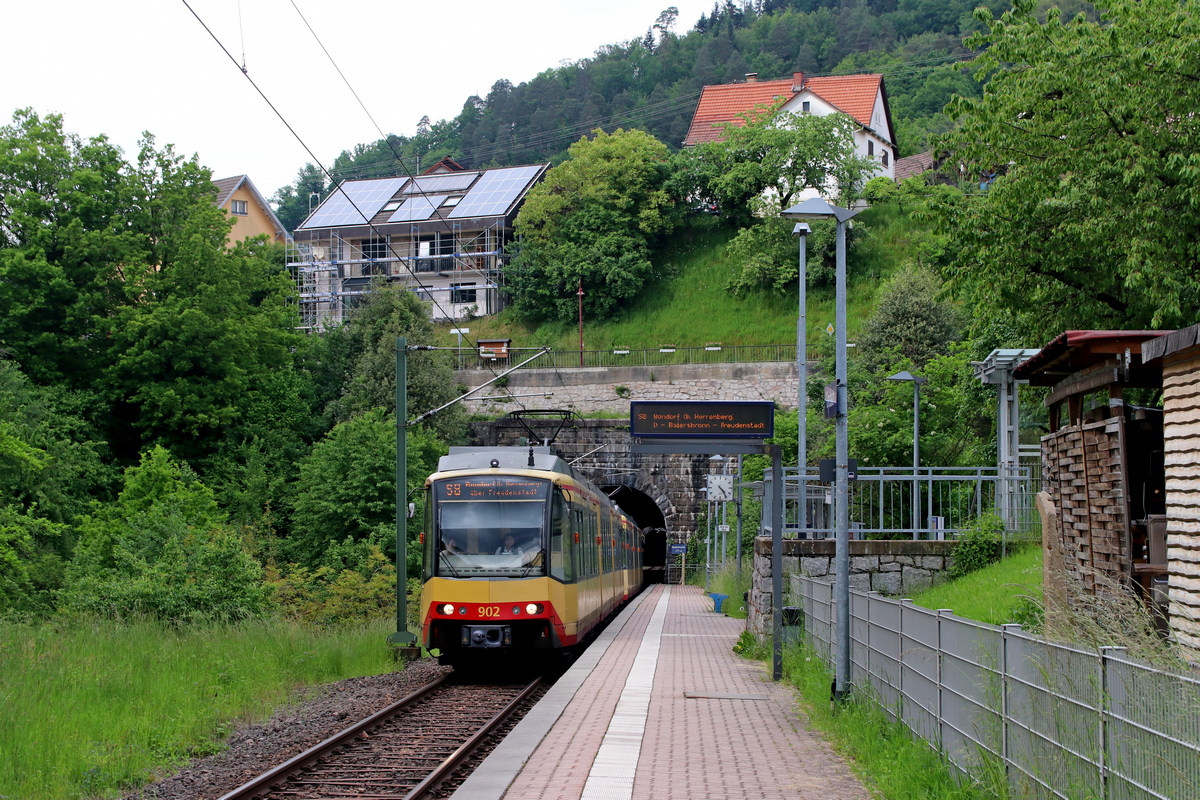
[436,209,912,352]
[910,545,1043,626]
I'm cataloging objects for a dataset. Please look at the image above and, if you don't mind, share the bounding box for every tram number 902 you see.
[479,606,502,618]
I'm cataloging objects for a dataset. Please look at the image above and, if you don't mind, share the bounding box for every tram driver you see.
[495,533,523,555]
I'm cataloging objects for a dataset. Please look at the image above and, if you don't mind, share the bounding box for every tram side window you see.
[586,508,598,578]
[551,490,573,582]
[573,509,586,579]
[422,490,435,577]
[600,514,610,573]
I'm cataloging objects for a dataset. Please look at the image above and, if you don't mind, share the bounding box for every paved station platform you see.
[453,584,869,800]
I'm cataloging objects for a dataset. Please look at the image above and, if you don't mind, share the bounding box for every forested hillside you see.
[273,0,1095,230]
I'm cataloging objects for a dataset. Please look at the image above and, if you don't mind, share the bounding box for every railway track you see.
[218,674,543,800]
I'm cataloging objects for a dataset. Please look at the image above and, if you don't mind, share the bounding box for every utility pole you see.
[389,337,416,647]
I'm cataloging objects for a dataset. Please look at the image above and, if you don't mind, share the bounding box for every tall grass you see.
[781,641,1004,799]
[909,545,1043,626]
[0,616,397,800]
[708,562,752,619]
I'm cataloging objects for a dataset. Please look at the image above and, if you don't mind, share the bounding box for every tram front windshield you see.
[433,477,549,577]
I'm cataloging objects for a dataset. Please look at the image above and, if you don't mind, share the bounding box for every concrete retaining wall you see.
[747,538,958,636]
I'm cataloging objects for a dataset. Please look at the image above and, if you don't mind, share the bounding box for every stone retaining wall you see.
[747,538,958,636]
[457,362,802,416]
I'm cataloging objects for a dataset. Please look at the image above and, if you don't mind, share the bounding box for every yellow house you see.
[212,175,287,245]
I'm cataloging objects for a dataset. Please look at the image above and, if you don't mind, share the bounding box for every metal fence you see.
[777,465,1041,541]
[456,343,815,369]
[793,575,1200,800]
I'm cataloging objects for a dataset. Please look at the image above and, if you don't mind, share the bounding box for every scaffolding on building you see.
[287,221,509,331]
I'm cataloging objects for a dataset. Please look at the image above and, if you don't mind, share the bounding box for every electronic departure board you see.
[434,477,549,501]
[629,401,774,439]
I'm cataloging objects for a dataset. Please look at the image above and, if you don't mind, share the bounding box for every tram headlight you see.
[526,603,542,615]
[441,604,455,615]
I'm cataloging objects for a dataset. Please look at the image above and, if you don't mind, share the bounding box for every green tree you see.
[270,163,328,233]
[935,0,1200,336]
[0,359,113,608]
[322,282,464,441]
[0,110,140,388]
[506,129,681,323]
[287,409,445,571]
[102,212,303,461]
[857,265,961,373]
[62,447,268,621]
[681,105,876,220]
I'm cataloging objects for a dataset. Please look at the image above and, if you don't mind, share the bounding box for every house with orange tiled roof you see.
[684,72,896,185]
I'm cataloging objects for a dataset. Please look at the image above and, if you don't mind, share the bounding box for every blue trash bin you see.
[708,593,729,613]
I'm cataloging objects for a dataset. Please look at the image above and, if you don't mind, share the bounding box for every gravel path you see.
[124,658,451,800]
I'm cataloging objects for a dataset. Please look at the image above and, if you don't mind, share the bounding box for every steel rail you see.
[403,677,543,800]
[216,674,449,800]
[217,674,542,800]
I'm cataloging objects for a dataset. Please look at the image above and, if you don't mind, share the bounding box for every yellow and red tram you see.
[419,447,642,666]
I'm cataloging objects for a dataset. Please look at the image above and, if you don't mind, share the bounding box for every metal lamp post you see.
[782,198,859,700]
[887,371,928,540]
[793,222,811,536]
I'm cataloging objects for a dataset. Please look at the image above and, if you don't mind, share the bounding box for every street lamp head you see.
[782,197,860,224]
[887,370,928,385]
[792,222,811,236]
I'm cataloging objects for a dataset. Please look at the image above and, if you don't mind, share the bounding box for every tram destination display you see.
[630,401,774,440]
[434,476,550,501]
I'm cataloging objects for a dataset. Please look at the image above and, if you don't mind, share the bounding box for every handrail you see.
[457,344,820,369]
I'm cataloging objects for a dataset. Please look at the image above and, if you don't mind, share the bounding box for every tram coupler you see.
[462,624,512,648]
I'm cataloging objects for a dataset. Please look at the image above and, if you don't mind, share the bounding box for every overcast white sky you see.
[2,1,713,200]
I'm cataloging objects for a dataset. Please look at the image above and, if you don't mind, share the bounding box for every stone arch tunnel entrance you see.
[468,415,715,583]
[604,484,667,583]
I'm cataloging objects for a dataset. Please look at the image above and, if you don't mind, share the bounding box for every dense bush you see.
[61,447,269,621]
[949,514,1004,579]
[267,546,397,626]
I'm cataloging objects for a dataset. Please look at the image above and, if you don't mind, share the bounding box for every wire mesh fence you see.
[792,575,1200,800]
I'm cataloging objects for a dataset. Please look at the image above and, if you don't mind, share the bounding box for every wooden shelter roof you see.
[1013,330,1168,387]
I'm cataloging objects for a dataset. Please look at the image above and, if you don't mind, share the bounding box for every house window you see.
[882,151,889,167]
[361,238,388,275]
[417,232,455,273]
[231,199,248,216]
[451,282,477,304]
[867,141,874,156]
[361,238,388,260]
[801,101,810,113]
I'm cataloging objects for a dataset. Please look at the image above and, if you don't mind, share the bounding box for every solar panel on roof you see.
[387,195,449,223]
[405,173,479,194]
[448,165,543,219]
[299,178,407,228]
